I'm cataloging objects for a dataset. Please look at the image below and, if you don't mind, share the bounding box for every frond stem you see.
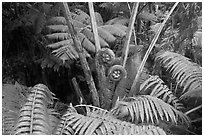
[88,2,107,107]
[128,2,179,96]
[62,2,100,107]
[122,2,139,68]
[185,105,202,115]
[127,2,137,46]
[88,2,101,52]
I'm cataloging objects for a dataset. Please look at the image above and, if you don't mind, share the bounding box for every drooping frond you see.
[155,51,202,99]
[56,105,166,135]
[140,75,184,110]
[44,17,90,68]
[111,95,190,126]
[12,84,56,135]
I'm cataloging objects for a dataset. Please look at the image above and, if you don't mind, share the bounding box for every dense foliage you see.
[2,2,202,135]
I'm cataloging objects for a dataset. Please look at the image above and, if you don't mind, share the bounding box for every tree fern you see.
[111,95,190,125]
[140,75,184,110]
[155,51,202,99]
[43,7,129,71]
[12,84,56,135]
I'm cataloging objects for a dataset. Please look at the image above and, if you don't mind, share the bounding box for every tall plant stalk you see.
[62,2,100,107]
[88,2,108,108]
[122,2,139,68]
[128,2,179,96]
[88,2,101,52]
[127,2,137,46]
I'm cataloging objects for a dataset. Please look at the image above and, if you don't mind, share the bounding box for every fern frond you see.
[105,17,129,26]
[45,25,69,34]
[100,25,126,38]
[52,44,79,63]
[46,39,73,49]
[111,95,190,126]
[98,27,116,43]
[113,24,128,33]
[140,75,184,110]
[46,33,71,42]
[155,51,202,99]
[78,32,96,53]
[46,16,86,29]
[81,27,109,48]
[63,105,166,135]
[12,84,55,135]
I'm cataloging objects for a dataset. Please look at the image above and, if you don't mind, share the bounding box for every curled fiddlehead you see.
[108,65,127,82]
[95,48,115,66]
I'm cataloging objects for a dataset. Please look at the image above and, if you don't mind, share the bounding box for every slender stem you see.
[62,2,100,107]
[88,2,101,52]
[88,2,109,108]
[129,2,179,96]
[185,105,202,115]
[122,2,139,68]
[127,2,137,46]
